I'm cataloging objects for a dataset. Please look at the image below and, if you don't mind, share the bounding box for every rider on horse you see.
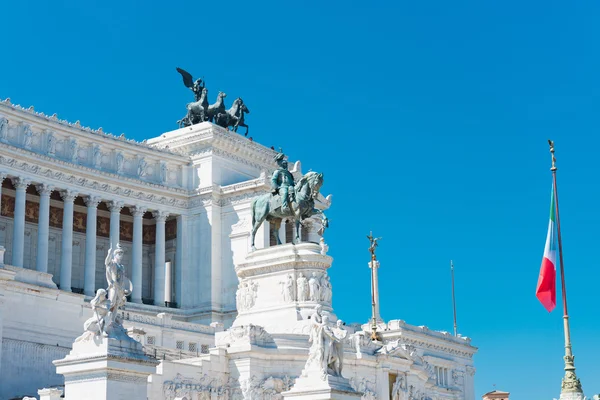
[271,153,298,218]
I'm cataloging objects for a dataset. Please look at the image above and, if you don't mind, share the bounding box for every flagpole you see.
[451,260,458,337]
[548,140,583,397]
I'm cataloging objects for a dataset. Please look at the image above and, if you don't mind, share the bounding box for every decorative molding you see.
[0,152,189,209]
[0,99,186,157]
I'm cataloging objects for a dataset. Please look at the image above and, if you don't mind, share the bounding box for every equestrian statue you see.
[176,67,250,134]
[250,152,328,250]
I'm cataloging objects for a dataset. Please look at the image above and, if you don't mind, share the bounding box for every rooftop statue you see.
[76,244,133,341]
[176,67,250,135]
[250,152,327,250]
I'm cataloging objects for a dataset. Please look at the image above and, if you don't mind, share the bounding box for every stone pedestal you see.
[233,242,336,333]
[53,333,158,400]
[38,388,63,400]
[283,374,361,400]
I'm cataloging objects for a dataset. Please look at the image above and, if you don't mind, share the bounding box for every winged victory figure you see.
[176,67,209,127]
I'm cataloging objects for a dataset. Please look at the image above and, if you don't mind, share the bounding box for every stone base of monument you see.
[559,392,586,400]
[282,374,361,400]
[53,329,158,400]
[233,242,336,333]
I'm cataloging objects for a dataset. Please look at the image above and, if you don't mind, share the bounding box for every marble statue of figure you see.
[46,132,56,156]
[297,273,308,302]
[0,117,7,142]
[282,274,295,302]
[160,162,168,184]
[309,272,321,302]
[138,157,147,177]
[69,138,78,163]
[305,307,347,379]
[76,289,111,342]
[23,126,33,150]
[103,244,133,333]
[116,151,124,174]
[392,374,406,400]
[93,144,102,168]
[320,275,332,303]
[327,319,347,376]
[0,117,8,143]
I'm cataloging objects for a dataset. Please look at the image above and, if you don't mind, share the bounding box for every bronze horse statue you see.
[250,171,325,250]
[179,87,208,127]
[215,97,250,136]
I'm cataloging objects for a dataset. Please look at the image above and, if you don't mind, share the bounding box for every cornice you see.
[0,99,188,160]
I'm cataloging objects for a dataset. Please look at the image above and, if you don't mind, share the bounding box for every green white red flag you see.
[536,183,557,312]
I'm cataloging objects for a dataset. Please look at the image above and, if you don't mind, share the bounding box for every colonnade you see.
[0,174,180,307]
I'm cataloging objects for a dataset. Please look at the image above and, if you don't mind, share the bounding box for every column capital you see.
[84,195,102,208]
[35,183,54,196]
[0,172,7,181]
[60,189,78,203]
[108,200,124,213]
[152,210,170,223]
[11,177,31,190]
[131,206,148,217]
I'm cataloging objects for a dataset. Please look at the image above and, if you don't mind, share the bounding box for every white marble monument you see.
[0,99,478,400]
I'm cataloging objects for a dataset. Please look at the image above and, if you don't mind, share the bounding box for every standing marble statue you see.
[305,306,347,379]
[116,151,124,174]
[77,244,132,340]
[309,272,321,302]
[321,275,332,303]
[0,117,7,142]
[137,157,147,177]
[69,138,78,163]
[282,274,296,303]
[297,273,308,302]
[93,144,102,169]
[23,126,33,150]
[47,132,56,156]
[392,374,406,400]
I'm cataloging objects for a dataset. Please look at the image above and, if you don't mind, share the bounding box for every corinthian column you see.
[131,206,147,303]
[35,183,53,273]
[59,190,77,292]
[11,177,30,268]
[152,210,169,306]
[83,196,101,296]
[108,200,123,248]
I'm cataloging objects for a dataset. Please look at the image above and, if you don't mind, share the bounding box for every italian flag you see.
[536,183,557,312]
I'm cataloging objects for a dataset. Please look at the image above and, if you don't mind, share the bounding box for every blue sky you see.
[2,1,599,397]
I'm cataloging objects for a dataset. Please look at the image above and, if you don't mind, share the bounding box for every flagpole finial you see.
[548,139,557,172]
